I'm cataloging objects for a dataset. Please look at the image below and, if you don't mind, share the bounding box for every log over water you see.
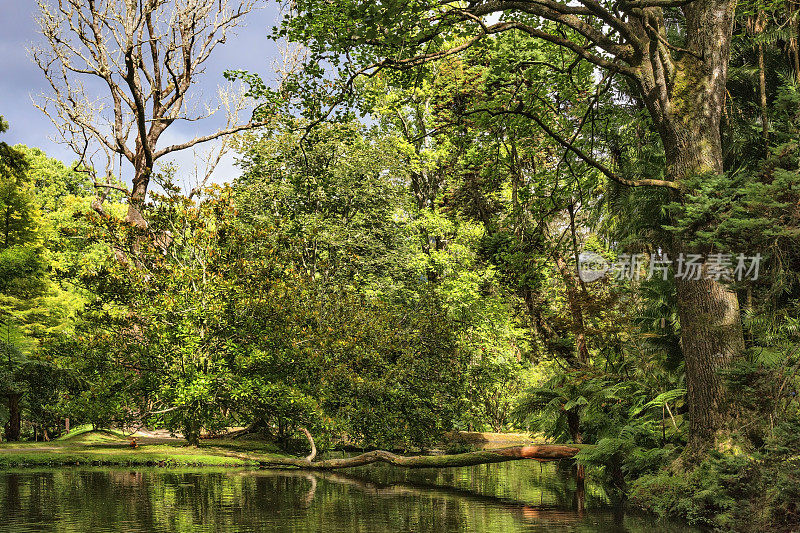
[257,443,582,470]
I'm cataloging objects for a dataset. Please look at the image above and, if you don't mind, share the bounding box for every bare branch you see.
[32,0,263,223]
[155,119,266,158]
[93,182,131,194]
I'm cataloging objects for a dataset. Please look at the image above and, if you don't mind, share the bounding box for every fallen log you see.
[255,429,583,470]
[259,445,582,470]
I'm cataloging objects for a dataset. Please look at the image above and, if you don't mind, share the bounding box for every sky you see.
[0,1,282,188]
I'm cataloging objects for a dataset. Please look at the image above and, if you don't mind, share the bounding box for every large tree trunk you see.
[651,0,746,456]
[674,276,744,454]
[666,122,746,456]
[665,118,746,455]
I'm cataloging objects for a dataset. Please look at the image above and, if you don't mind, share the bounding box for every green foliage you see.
[4,3,800,530]
[515,368,685,445]
[629,450,797,531]
[0,122,36,250]
[49,183,474,450]
[0,245,45,298]
[462,356,530,432]
[234,119,404,289]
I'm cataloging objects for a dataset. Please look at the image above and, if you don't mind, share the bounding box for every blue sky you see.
[0,1,281,186]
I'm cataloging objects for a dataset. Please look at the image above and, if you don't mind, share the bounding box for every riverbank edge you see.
[0,429,567,469]
[0,444,593,469]
[0,447,294,468]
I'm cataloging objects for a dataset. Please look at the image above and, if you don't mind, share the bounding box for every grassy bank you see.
[0,429,549,469]
[0,430,289,468]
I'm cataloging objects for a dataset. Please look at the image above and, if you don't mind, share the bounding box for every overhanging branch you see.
[466,105,681,190]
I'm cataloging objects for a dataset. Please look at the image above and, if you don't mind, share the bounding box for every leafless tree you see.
[32,0,264,228]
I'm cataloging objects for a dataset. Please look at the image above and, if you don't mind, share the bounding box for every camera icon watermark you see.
[578,251,611,283]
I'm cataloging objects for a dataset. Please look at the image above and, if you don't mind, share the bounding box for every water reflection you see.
[0,464,698,532]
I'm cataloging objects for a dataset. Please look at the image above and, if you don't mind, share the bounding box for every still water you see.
[0,462,697,532]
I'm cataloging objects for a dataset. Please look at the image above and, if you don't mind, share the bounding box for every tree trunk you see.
[674,275,744,454]
[5,393,21,441]
[125,153,150,229]
[665,115,746,455]
[790,0,800,83]
[751,10,769,149]
[666,125,746,456]
[757,39,768,148]
[184,420,201,447]
[643,0,746,455]
[553,252,590,366]
[566,408,586,485]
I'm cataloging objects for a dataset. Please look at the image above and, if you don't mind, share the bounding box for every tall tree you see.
[278,0,747,455]
[32,0,263,228]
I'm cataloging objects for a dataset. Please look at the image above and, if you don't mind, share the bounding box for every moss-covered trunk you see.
[259,444,584,470]
[665,58,745,456]
[648,0,745,456]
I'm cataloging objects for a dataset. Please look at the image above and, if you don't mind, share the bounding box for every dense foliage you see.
[2,0,800,530]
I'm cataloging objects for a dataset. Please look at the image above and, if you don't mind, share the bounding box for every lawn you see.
[0,430,288,468]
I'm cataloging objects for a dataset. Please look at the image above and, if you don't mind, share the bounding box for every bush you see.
[630,447,800,532]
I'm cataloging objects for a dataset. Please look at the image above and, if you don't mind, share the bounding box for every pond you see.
[0,462,698,532]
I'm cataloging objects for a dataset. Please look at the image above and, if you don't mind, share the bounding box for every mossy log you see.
[257,431,583,470]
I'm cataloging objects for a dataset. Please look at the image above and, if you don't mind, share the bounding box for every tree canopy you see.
[2,0,800,529]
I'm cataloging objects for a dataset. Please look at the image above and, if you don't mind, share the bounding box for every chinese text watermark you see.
[578,252,762,283]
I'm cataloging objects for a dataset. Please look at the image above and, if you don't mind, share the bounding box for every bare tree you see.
[32,0,264,228]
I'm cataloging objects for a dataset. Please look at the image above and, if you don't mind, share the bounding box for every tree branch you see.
[155,120,266,158]
[465,105,680,189]
[300,427,317,462]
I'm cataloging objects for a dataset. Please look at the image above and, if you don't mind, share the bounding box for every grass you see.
[0,430,289,468]
[55,427,129,444]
